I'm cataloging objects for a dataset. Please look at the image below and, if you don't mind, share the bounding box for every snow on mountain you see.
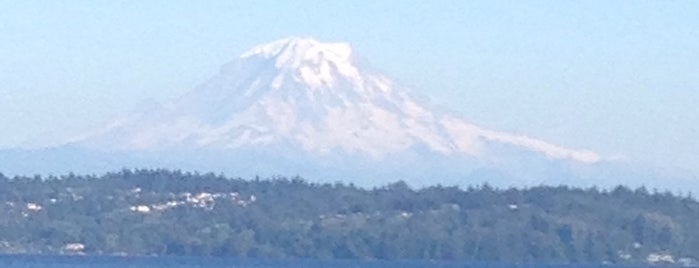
[72,37,600,165]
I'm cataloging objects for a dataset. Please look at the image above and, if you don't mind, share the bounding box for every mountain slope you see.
[72,37,599,167]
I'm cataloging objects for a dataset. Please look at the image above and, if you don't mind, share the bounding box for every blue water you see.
[0,255,648,268]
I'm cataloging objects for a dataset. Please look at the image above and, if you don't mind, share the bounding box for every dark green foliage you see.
[0,169,697,264]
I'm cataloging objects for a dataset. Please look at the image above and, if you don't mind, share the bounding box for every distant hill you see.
[0,169,697,266]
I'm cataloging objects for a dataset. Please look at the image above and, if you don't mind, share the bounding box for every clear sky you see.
[1,1,698,173]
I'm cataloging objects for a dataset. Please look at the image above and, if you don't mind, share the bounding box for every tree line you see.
[0,169,697,265]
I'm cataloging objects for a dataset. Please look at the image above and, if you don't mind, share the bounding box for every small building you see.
[64,243,85,252]
[647,253,675,264]
[130,205,151,213]
[26,203,43,211]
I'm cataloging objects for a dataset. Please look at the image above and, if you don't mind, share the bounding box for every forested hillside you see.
[0,169,697,265]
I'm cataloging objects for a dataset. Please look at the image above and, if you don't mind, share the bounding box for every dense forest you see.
[0,169,697,265]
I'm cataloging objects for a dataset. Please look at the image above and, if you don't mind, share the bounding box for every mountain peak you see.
[240,37,359,87]
[241,37,353,62]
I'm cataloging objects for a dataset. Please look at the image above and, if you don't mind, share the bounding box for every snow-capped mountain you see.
[3,37,696,190]
[72,37,599,167]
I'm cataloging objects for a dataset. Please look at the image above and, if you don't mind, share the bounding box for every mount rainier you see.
[2,37,688,189]
[76,37,598,161]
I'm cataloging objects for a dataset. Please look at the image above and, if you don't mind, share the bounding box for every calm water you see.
[0,255,649,268]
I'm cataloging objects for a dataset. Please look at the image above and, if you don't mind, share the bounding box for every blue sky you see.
[1,1,698,173]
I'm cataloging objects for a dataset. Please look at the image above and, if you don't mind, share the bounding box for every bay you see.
[0,255,650,268]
